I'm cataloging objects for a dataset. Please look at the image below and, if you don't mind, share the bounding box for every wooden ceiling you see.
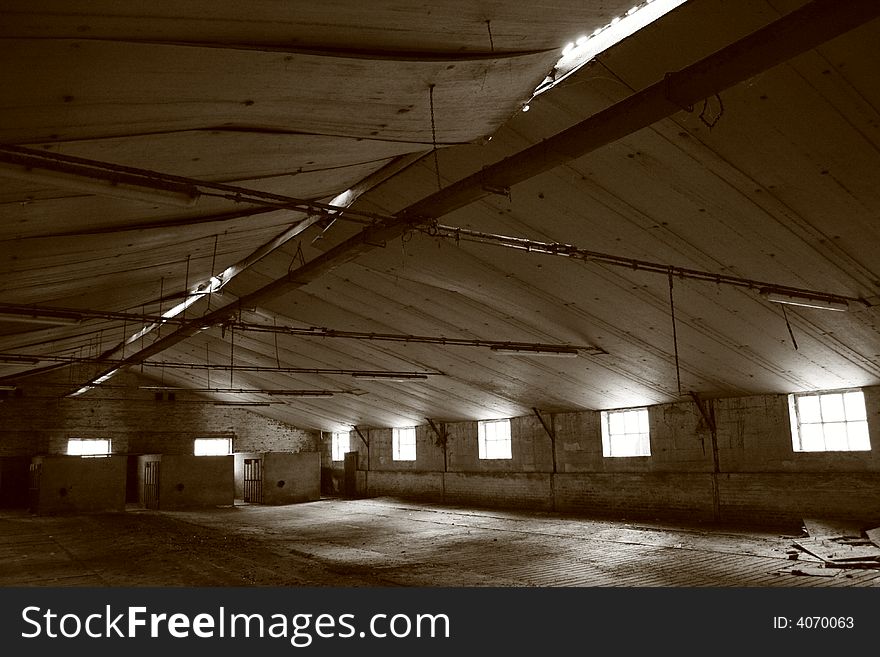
[1,0,879,431]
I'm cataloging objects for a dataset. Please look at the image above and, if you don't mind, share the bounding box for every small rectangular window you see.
[67,438,111,457]
[331,432,349,462]
[789,389,870,452]
[392,427,417,461]
[478,419,512,459]
[194,437,231,456]
[601,408,650,457]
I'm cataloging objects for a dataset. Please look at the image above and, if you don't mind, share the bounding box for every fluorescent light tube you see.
[351,373,429,381]
[491,347,579,357]
[761,290,849,312]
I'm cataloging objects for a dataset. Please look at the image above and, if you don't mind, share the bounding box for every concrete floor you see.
[1,497,879,587]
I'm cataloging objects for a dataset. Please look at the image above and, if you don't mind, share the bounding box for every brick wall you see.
[554,473,716,522]
[444,472,553,510]
[353,386,880,525]
[8,367,880,525]
[717,473,880,526]
[0,371,318,457]
[367,471,444,500]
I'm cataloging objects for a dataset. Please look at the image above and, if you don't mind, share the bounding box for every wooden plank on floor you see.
[803,517,863,538]
[781,565,839,577]
[793,538,880,563]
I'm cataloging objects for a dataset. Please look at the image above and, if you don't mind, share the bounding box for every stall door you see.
[143,461,160,509]
[27,462,41,512]
[243,458,263,504]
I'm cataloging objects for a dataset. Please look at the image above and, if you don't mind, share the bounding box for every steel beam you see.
[402,0,880,219]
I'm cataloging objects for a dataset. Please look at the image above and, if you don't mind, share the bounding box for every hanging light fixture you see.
[490,346,579,357]
[351,373,429,381]
[760,289,849,312]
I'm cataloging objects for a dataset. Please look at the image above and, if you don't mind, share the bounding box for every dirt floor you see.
[1,497,879,587]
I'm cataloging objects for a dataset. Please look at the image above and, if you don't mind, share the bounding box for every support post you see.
[354,425,370,496]
[689,392,721,522]
[427,418,447,502]
[533,407,558,511]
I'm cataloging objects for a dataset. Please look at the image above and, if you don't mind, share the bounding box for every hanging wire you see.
[182,254,190,321]
[229,323,235,387]
[206,343,211,390]
[273,316,281,369]
[781,305,799,350]
[157,277,164,338]
[207,234,218,313]
[140,304,146,373]
[429,84,442,191]
[668,269,682,396]
[289,240,305,272]
[400,230,414,269]
[486,20,495,53]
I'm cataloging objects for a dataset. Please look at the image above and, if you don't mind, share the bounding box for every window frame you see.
[331,431,349,462]
[600,407,651,458]
[392,427,417,461]
[193,437,232,456]
[478,419,512,460]
[66,438,111,457]
[788,388,871,453]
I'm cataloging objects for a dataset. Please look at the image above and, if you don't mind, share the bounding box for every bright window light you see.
[331,431,349,462]
[392,427,417,461]
[67,438,110,457]
[601,408,651,457]
[478,419,512,460]
[789,389,871,452]
[194,437,232,456]
[533,0,687,98]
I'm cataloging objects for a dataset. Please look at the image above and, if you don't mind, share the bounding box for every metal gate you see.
[243,458,263,504]
[27,462,41,512]
[143,461,159,509]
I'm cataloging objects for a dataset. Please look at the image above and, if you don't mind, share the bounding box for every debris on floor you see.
[780,565,839,577]
[789,519,880,570]
[802,517,863,539]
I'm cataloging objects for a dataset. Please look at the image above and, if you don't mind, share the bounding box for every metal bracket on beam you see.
[426,418,447,446]
[354,425,369,448]
[534,407,559,480]
[532,407,556,443]
[688,392,716,435]
[482,184,510,197]
[361,230,387,248]
[663,71,695,113]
